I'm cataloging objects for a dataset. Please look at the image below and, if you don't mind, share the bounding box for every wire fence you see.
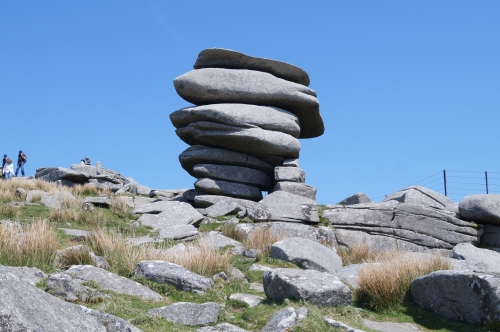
[369,170,500,203]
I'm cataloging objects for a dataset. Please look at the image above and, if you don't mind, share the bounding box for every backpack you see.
[6,158,12,164]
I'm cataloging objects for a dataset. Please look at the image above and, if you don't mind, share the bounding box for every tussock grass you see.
[236,227,287,258]
[0,219,58,269]
[48,202,107,227]
[87,229,231,277]
[356,251,451,311]
[109,197,134,219]
[70,183,113,197]
[54,245,95,269]
[0,205,20,220]
[338,243,380,265]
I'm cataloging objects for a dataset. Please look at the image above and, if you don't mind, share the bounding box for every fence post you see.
[486,171,489,194]
[443,170,447,197]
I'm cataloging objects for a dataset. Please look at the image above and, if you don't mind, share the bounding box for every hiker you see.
[15,150,27,177]
[80,156,91,165]
[1,155,6,179]
[2,156,14,180]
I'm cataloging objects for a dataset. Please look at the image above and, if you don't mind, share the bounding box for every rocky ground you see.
[1,168,500,331]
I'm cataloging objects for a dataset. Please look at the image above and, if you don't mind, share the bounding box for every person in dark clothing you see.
[1,154,6,179]
[15,150,27,177]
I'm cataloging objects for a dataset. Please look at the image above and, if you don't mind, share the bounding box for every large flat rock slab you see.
[323,202,480,252]
[179,145,274,177]
[452,243,500,274]
[273,182,316,200]
[247,191,319,223]
[176,121,300,166]
[270,237,342,273]
[171,104,300,138]
[137,202,204,228]
[263,268,352,307]
[411,270,500,324]
[135,260,214,293]
[193,164,271,189]
[194,195,256,209]
[194,48,310,86]
[195,178,262,201]
[202,231,243,250]
[0,267,141,332]
[148,302,220,326]
[459,194,500,224]
[174,68,323,139]
[0,266,47,286]
[65,265,162,300]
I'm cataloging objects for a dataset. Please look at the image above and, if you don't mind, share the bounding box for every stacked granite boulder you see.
[170,48,324,203]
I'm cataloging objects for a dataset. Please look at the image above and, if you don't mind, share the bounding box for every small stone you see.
[229,293,264,307]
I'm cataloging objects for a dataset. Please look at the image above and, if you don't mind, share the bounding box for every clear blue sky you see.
[1,1,499,204]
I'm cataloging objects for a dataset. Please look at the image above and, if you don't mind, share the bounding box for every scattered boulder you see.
[46,272,99,302]
[158,224,199,241]
[83,196,112,207]
[0,266,47,285]
[260,307,308,332]
[383,186,453,209]
[247,191,319,223]
[333,263,380,290]
[228,293,264,307]
[459,194,500,224]
[135,260,214,293]
[196,322,249,332]
[0,267,141,331]
[270,237,342,273]
[411,270,500,324]
[263,268,352,307]
[452,243,500,274]
[338,193,371,206]
[148,302,220,326]
[324,318,365,332]
[202,232,243,250]
[65,265,162,300]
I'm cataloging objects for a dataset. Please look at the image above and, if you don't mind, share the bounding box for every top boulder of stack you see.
[193,48,310,86]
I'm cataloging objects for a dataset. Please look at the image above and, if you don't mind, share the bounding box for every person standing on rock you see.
[2,156,14,180]
[1,155,7,179]
[15,150,27,177]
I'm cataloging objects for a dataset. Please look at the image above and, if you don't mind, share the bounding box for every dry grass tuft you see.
[54,245,95,269]
[356,251,451,311]
[0,205,20,220]
[337,243,381,265]
[234,227,288,259]
[70,184,102,197]
[87,229,231,277]
[48,203,106,227]
[109,197,133,219]
[0,219,58,268]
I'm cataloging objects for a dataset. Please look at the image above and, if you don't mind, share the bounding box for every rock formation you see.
[170,48,323,203]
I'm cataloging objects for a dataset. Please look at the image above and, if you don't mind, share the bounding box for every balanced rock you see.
[274,167,305,183]
[194,48,311,86]
[174,68,323,139]
[273,182,316,200]
[195,178,262,201]
[193,164,270,189]
[194,195,256,208]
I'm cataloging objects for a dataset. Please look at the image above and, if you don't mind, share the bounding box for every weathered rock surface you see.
[263,268,352,307]
[229,293,264,307]
[137,202,204,227]
[195,178,262,201]
[0,266,47,285]
[179,145,274,177]
[133,200,187,215]
[202,232,243,250]
[339,193,371,206]
[459,194,500,224]
[46,272,97,302]
[234,222,337,247]
[0,267,141,331]
[452,243,500,274]
[158,224,199,241]
[83,196,112,207]
[247,191,319,223]
[194,195,256,208]
[149,188,188,199]
[383,186,453,209]
[65,265,162,300]
[282,158,300,168]
[35,167,89,183]
[270,237,342,273]
[135,260,214,292]
[274,167,305,183]
[324,318,365,332]
[411,270,500,324]
[362,319,423,332]
[205,200,245,218]
[193,164,271,189]
[193,48,311,86]
[273,182,316,200]
[174,68,323,139]
[54,244,109,269]
[171,104,300,138]
[333,263,380,290]
[481,224,500,246]
[196,323,249,332]
[323,202,480,252]
[260,307,308,332]
[148,302,220,326]
[176,121,300,165]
